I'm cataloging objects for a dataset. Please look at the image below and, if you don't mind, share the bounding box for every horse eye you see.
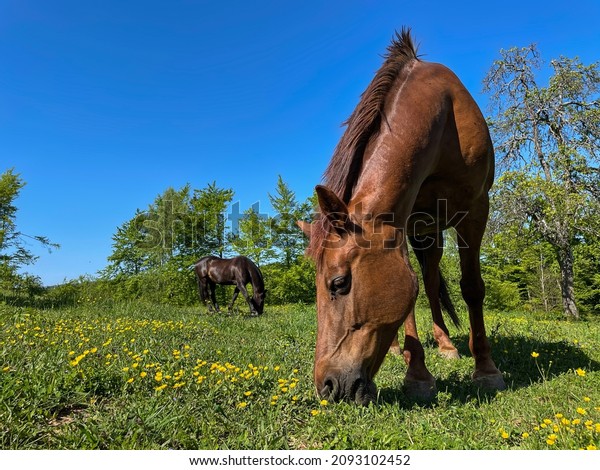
[330,275,351,295]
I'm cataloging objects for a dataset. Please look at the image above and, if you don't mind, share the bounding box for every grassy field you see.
[0,301,599,450]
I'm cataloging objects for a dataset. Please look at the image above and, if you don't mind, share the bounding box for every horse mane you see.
[323,27,419,203]
[307,28,419,261]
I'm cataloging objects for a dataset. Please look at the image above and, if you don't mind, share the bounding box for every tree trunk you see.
[555,243,579,319]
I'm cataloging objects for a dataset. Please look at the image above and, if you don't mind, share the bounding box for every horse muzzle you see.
[318,370,377,405]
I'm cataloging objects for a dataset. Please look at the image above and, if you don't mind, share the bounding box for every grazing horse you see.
[298,28,506,405]
[194,255,266,316]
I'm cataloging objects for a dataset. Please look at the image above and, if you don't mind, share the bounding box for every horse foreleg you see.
[208,280,220,313]
[237,284,257,316]
[402,308,436,401]
[228,287,240,314]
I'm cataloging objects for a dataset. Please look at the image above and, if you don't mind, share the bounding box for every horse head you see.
[299,186,417,405]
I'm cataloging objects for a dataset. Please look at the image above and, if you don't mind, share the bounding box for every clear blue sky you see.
[2,0,599,286]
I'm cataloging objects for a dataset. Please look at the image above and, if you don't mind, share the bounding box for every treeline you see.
[53,176,318,307]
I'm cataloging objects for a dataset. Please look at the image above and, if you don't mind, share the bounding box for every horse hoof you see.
[472,372,507,391]
[438,348,460,360]
[403,376,437,401]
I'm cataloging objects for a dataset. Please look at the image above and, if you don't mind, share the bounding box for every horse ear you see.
[296,220,312,238]
[315,185,350,235]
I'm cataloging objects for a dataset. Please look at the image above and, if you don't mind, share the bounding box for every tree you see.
[103,209,150,277]
[191,182,234,258]
[0,168,58,290]
[268,176,311,268]
[483,45,600,318]
[230,207,275,266]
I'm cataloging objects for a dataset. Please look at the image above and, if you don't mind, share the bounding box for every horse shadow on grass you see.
[377,333,600,409]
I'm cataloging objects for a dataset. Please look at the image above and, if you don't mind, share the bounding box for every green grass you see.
[0,301,598,450]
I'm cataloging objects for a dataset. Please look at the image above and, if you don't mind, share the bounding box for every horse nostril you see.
[321,376,338,401]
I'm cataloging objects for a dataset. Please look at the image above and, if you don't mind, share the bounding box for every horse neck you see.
[248,265,264,295]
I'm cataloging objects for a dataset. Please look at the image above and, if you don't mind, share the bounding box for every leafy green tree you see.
[0,168,58,291]
[483,45,600,318]
[230,207,275,266]
[191,182,234,258]
[268,176,311,268]
[104,209,150,277]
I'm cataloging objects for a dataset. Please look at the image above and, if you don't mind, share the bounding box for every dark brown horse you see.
[298,29,506,405]
[194,255,266,316]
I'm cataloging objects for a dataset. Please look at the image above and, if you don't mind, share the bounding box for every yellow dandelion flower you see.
[2,366,10,372]
[583,396,591,402]
[595,424,600,433]
[587,444,597,451]
[244,391,252,397]
[531,352,539,358]
[501,431,509,439]
[155,384,168,391]
[122,367,130,372]
[572,419,581,425]
[237,402,247,409]
[126,377,134,383]
[320,399,328,406]
[555,413,563,419]
[292,396,298,402]
[140,372,147,378]
[543,419,553,425]
[546,438,556,446]
[280,387,289,393]
[521,432,530,439]
[576,368,586,377]
[311,410,320,416]
[272,395,279,401]
[577,408,587,416]
[561,418,571,426]
[274,366,280,371]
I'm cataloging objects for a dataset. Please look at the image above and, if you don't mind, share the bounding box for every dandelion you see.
[320,399,329,407]
[521,432,530,439]
[575,368,586,377]
[126,377,134,384]
[244,391,252,397]
[576,407,587,416]
[531,352,539,358]
[546,434,557,446]
[501,430,509,439]
[237,402,247,409]
[155,384,168,391]
[140,372,147,378]
[583,396,591,402]
[587,444,597,451]
[311,410,320,416]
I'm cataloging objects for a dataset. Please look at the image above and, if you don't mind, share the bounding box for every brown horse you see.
[298,28,506,405]
[194,255,266,316]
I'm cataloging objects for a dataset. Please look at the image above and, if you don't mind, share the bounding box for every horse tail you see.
[438,272,460,328]
[409,236,460,328]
